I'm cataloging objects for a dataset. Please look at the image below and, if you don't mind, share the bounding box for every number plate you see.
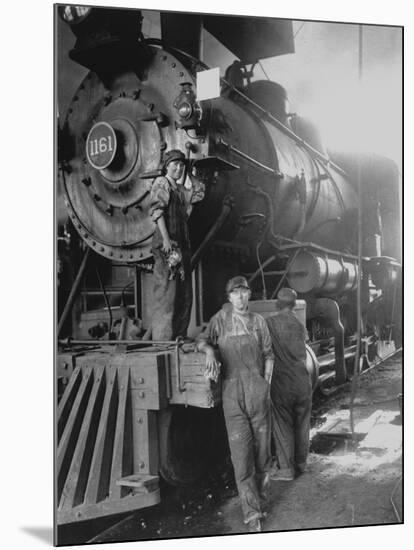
[86,121,117,170]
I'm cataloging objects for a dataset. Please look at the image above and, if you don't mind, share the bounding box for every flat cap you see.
[162,149,186,171]
[226,276,250,294]
[276,287,297,306]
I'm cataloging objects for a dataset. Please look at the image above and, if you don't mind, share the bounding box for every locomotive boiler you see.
[56,6,401,527]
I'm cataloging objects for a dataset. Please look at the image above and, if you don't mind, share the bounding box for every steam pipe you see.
[294,201,306,240]
[276,241,369,262]
[57,247,91,337]
[247,255,277,285]
[191,196,233,270]
[314,298,347,385]
[293,171,307,240]
[216,137,283,177]
[270,249,300,299]
[95,268,113,337]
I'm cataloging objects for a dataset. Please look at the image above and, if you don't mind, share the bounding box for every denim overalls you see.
[218,310,271,523]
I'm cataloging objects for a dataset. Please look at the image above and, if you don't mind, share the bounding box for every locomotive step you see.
[116,474,159,492]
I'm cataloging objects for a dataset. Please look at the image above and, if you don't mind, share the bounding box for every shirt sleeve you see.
[149,177,170,223]
[196,312,221,348]
[257,315,274,362]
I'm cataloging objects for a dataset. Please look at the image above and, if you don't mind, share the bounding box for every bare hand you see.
[162,239,172,254]
[204,351,221,382]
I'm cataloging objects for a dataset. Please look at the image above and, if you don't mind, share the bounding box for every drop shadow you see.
[390,414,402,425]
[21,526,53,545]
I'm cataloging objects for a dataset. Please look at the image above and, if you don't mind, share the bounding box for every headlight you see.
[178,103,193,119]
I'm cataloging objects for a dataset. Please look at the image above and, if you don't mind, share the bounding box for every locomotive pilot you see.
[196,276,274,532]
[149,149,205,340]
[266,288,312,481]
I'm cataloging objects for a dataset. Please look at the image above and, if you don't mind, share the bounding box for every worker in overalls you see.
[266,288,312,481]
[196,276,274,532]
[150,149,204,340]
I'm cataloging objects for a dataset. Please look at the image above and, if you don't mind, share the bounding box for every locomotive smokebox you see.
[60,45,212,263]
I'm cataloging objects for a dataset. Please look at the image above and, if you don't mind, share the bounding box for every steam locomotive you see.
[56,6,402,526]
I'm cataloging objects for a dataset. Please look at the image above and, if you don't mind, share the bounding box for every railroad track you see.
[317,346,402,396]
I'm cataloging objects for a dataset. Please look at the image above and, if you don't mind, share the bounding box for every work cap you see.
[226,276,250,295]
[162,149,186,170]
[276,287,297,307]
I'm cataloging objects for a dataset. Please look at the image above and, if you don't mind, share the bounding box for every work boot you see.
[247,517,262,532]
[295,462,307,476]
[269,467,294,481]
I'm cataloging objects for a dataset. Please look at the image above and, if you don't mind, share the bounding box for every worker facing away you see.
[196,276,274,532]
[266,287,312,481]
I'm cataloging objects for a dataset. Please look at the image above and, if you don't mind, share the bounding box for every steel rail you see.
[317,346,402,396]
[58,339,180,346]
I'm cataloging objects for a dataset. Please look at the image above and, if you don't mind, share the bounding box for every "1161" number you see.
[89,136,114,156]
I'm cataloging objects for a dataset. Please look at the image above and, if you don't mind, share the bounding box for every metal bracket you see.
[174,337,186,393]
